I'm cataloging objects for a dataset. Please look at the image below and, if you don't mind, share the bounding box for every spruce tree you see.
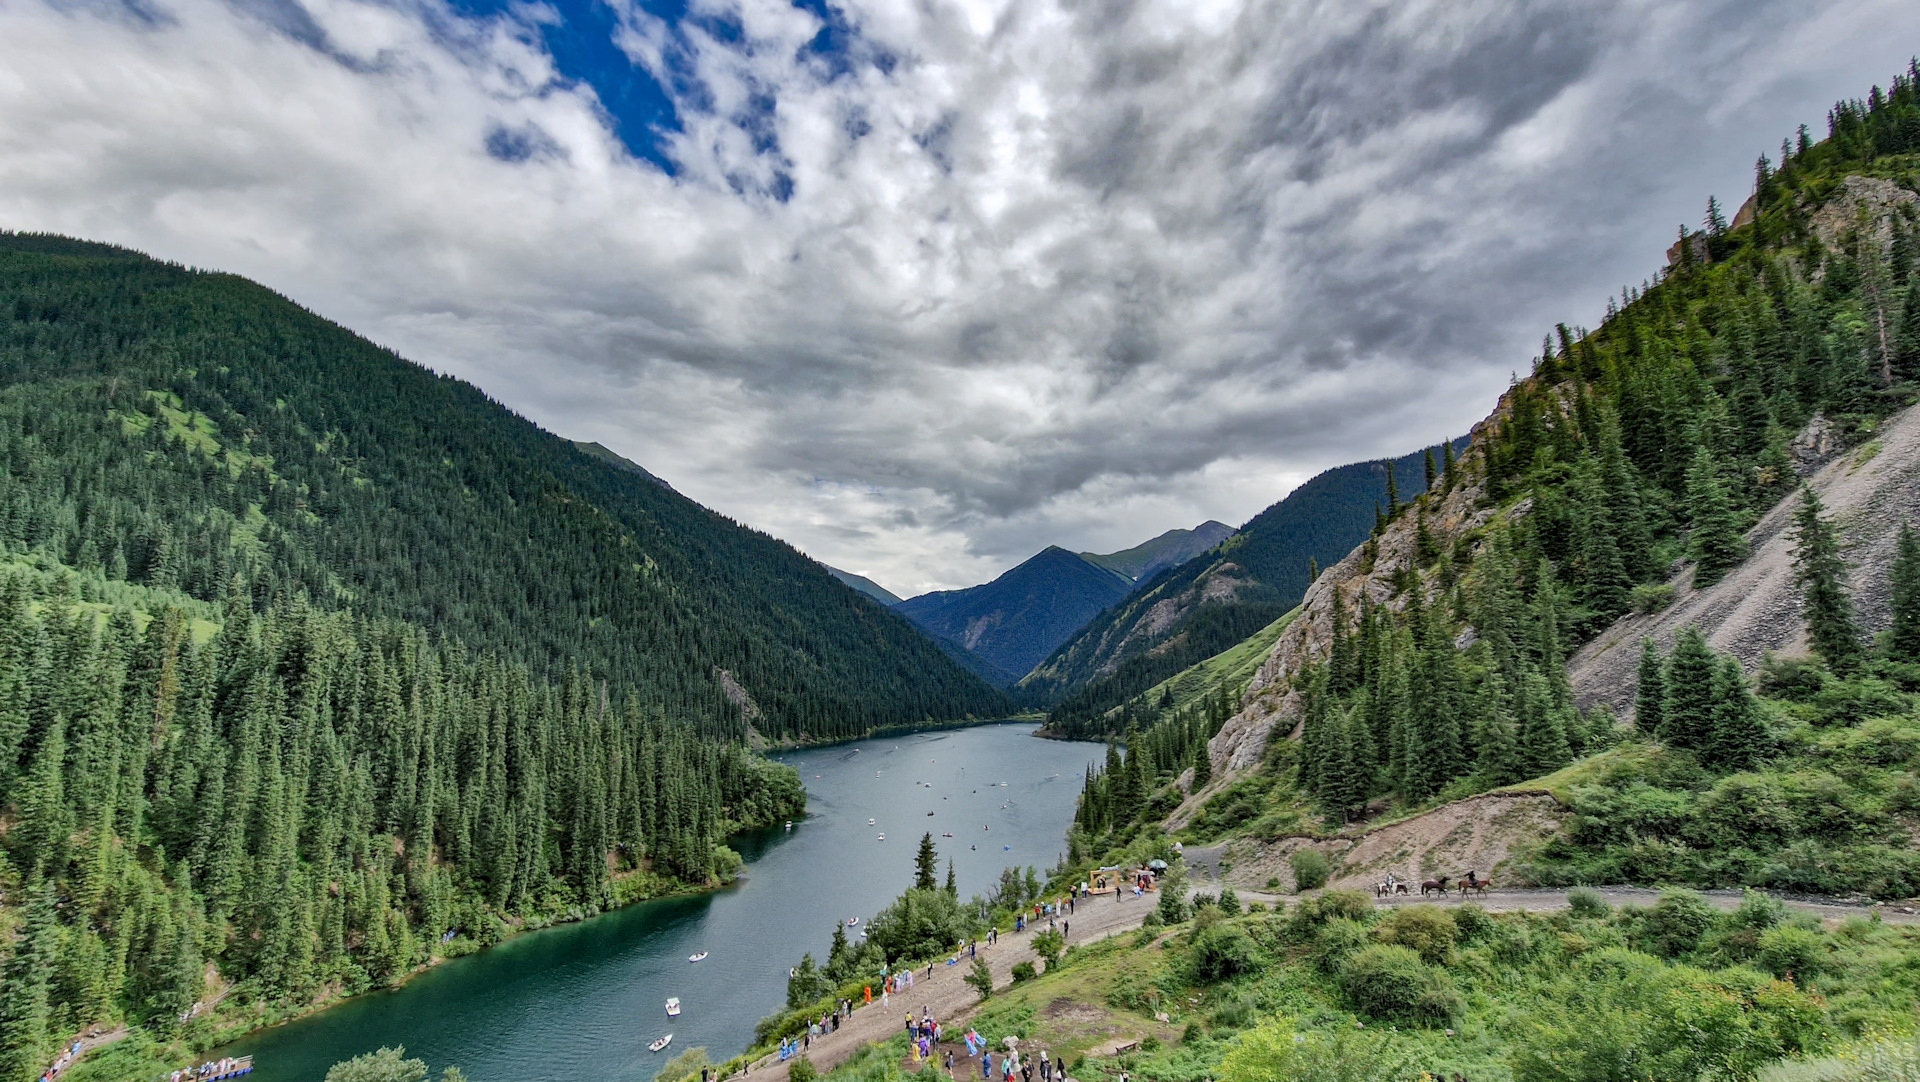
[914,833,939,891]
[1634,638,1666,736]
[1706,657,1766,772]
[1792,487,1863,673]
[1385,461,1400,518]
[1189,741,1212,789]
[0,882,57,1082]
[1888,522,1920,662]
[1662,627,1717,752]
[945,859,957,897]
[1686,445,1745,587]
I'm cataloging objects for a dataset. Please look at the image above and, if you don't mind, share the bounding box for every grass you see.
[1118,608,1299,727]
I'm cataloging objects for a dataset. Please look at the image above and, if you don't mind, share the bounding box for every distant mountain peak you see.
[1080,520,1237,583]
[825,566,904,606]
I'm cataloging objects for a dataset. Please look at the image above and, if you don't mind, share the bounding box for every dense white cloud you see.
[0,0,1914,594]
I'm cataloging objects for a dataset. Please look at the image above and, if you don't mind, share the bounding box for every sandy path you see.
[736,883,1916,1079]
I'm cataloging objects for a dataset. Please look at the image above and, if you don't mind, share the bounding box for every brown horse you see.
[1420,875,1450,897]
[1458,873,1489,897]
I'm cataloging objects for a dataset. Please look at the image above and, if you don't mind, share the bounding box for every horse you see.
[1395,882,1411,895]
[1420,875,1450,897]
[1458,872,1489,897]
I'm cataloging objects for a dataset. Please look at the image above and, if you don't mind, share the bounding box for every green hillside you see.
[1072,64,1920,900]
[1078,520,1234,582]
[0,234,1007,743]
[1031,440,1462,736]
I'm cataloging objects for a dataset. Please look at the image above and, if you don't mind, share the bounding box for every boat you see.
[847,917,859,926]
[783,821,792,831]
[877,833,886,840]
[868,818,876,825]
[689,952,708,962]
[665,997,681,1017]
[926,811,935,816]
[942,832,953,838]
[650,1035,673,1053]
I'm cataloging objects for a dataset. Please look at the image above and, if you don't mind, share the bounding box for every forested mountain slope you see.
[893,546,1134,683]
[0,234,1007,743]
[1030,440,1462,736]
[825,566,903,606]
[1068,65,1920,909]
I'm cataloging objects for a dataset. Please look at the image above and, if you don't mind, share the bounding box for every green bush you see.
[1220,1023,1424,1081]
[1313,918,1371,974]
[1190,925,1259,982]
[1567,886,1610,918]
[1290,849,1331,891]
[1631,582,1674,613]
[1757,926,1828,980]
[1011,961,1037,983]
[1645,889,1717,958]
[1373,905,1458,964]
[1217,886,1241,915]
[788,1056,817,1082]
[1339,945,1462,1026]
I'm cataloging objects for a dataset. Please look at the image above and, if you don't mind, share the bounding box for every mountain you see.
[1139,69,1920,891]
[825,565,904,606]
[1029,438,1465,734]
[0,233,1008,742]
[1080,520,1235,582]
[572,439,674,489]
[893,546,1134,682]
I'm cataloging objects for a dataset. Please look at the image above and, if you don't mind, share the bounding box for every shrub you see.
[1566,885,1610,918]
[1451,903,1496,945]
[1313,918,1371,974]
[1631,582,1674,613]
[1319,889,1374,922]
[1757,926,1828,980]
[1645,889,1717,958]
[1339,945,1462,1025]
[1266,877,1282,890]
[1220,1022,1424,1082]
[1217,886,1241,915]
[1190,925,1259,982]
[1011,961,1037,983]
[1374,905,1458,965]
[964,958,993,1001]
[654,1047,714,1082]
[1290,849,1331,891]
[787,1057,817,1082]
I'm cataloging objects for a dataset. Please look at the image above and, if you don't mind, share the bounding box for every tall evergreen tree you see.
[1663,628,1718,752]
[913,834,938,891]
[0,883,57,1082]
[1888,522,1920,662]
[1634,638,1667,736]
[1686,445,1746,587]
[1792,487,1863,673]
[1706,657,1766,772]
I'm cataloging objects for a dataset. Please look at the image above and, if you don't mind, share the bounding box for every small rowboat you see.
[650,1035,673,1053]
[665,997,681,1017]
[688,952,708,962]
[846,917,859,926]
[877,833,885,841]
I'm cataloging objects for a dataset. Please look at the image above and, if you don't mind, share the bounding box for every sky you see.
[0,0,1916,596]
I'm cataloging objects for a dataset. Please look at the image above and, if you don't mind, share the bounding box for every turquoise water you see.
[213,722,1101,1081]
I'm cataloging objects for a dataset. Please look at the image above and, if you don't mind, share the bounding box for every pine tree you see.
[1424,449,1438,492]
[1634,638,1666,736]
[1686,445,1745,586]
[1792,487,1863,673]
[1888,522,1920,662]
[914,833,938,891]
[945,859,957,897]
[0,882,57,1082]
[1385,462,1400,518]
[1706,657,1766,772]
[1663,628,1717,752]
[1188,741,1212,790]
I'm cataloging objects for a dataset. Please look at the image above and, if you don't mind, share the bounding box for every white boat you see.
[650,1035,673,1053]
[665,998,681,1017]
[847,917,859,926]
[688,952,708,963]
[877,833,885,840]
[868,818,876,825]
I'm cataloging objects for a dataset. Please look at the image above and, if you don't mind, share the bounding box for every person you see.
[864,985,871,1004]
[1063,920,1069,938]
[946,1051,955,1074]
[982,1052,993,1079]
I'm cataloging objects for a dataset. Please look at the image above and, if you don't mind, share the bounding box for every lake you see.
[212,722,1102,1081]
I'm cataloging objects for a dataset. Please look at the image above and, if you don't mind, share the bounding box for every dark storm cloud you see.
[0,0,1913,593]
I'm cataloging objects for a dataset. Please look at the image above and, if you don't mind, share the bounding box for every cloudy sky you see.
[0,0,1914,594]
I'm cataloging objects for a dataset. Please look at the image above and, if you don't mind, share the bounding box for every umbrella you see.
[1147,859,1168,871]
